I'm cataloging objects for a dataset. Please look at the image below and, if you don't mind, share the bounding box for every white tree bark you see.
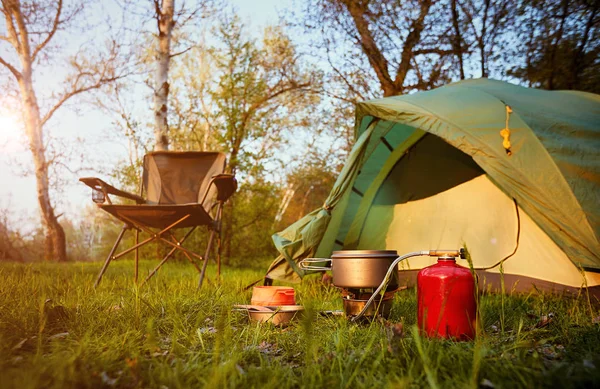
[153,0,175,151]
[1,0,67,261]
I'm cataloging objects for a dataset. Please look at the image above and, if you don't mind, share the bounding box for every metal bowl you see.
[236,305,304,326]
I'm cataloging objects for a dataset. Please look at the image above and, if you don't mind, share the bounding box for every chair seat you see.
[100,203,214,229]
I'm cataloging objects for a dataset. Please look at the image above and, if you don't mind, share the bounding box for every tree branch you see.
[343,0,395,96]
[3,2,22,52]
[413,48,455,56]
[0,55,21,80]
[31,0,62,61]
[153,0,162,31]
[169,46,193,58]
[393,0,433,93]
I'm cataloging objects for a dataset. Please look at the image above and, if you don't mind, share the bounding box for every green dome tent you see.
[266,79,600,294]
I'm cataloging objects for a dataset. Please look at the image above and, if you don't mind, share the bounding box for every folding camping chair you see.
[80,151,236,288]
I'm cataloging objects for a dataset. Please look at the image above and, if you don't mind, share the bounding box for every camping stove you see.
[301,249,467,321]
[338,287,397,319]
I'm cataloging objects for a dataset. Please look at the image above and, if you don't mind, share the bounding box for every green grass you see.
[1,260,599,388]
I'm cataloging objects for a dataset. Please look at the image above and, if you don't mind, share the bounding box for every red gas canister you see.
[417,256,477,340]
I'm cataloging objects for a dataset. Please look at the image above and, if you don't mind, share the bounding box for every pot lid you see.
[331,250,398,258]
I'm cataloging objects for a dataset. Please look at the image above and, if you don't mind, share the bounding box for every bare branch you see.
[393,0,433,92]
[343,1,394,96]
[3,2,22,52]
[31,0,63,61]
[169,46,193,58]
[0,55,21,79]
[324,46,366,101]
[11,0,33,60]
[153,0,162,30]
[413,48,455,56]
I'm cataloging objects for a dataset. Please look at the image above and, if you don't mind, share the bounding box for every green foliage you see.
[225,179,281,266]
[1,261,600,388]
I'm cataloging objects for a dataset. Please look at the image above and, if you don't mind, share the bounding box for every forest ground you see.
[1,260,599,388]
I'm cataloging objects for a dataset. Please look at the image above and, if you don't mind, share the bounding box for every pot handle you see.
[299,258,332,271]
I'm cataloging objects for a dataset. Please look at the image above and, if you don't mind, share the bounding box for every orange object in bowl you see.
[251,286,296,306]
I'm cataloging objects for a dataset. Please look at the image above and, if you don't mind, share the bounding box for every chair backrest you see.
[142,152,227,209]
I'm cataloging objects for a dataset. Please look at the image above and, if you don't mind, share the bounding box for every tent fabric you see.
[266,79,600,290]
[267,121,378,281]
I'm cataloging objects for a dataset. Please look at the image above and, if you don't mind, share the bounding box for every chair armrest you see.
[200,174,237,205]
[79,177,145,204]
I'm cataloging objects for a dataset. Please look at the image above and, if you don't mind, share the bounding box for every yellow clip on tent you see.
[266,79,600,294]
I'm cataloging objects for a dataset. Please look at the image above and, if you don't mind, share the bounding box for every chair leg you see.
[216,234,222,280]
[141,227,199,286]
[168,229,201,273]
[140,246,176,286]
[134,229,139,284]
[198,228,217,289]
[95,225,128,288]
[215,202,223,281]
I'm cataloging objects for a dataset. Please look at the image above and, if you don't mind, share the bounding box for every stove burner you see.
[337,287,397,319]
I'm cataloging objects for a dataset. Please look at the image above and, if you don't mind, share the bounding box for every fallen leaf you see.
[48,332,69,341]
[107,305,122,313]
[390,322,404,337]
[235,364,246,375]
[11,338,28,351]
[10,356,23,365]
[100,371,117,386]
[257,341,282,355]
[534,313,554,328]
[384,321,405,353]
[198,326,217,334]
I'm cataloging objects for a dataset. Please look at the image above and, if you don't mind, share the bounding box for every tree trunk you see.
[2,0,67,262]
[154,0,175,151]
[19,66,67,262]
[480,0,490,78]
[221,142,240,263]
[570,3,597,89]
[221,198,233,263]
[548,0,569,90]
[451,0,465,80]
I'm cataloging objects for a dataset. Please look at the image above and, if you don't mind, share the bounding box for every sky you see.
[0,0,294,232]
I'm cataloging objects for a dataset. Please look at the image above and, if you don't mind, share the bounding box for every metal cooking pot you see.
[299,250,399,288]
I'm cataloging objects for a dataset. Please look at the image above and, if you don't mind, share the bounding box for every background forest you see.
[0,0,598,267]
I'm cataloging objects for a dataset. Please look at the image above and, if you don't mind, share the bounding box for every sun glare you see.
[0,113,24,153]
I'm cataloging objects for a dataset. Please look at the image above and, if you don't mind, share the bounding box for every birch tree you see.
[153,0,175,151]
[0,0,127,261]
[150,0,215,151]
